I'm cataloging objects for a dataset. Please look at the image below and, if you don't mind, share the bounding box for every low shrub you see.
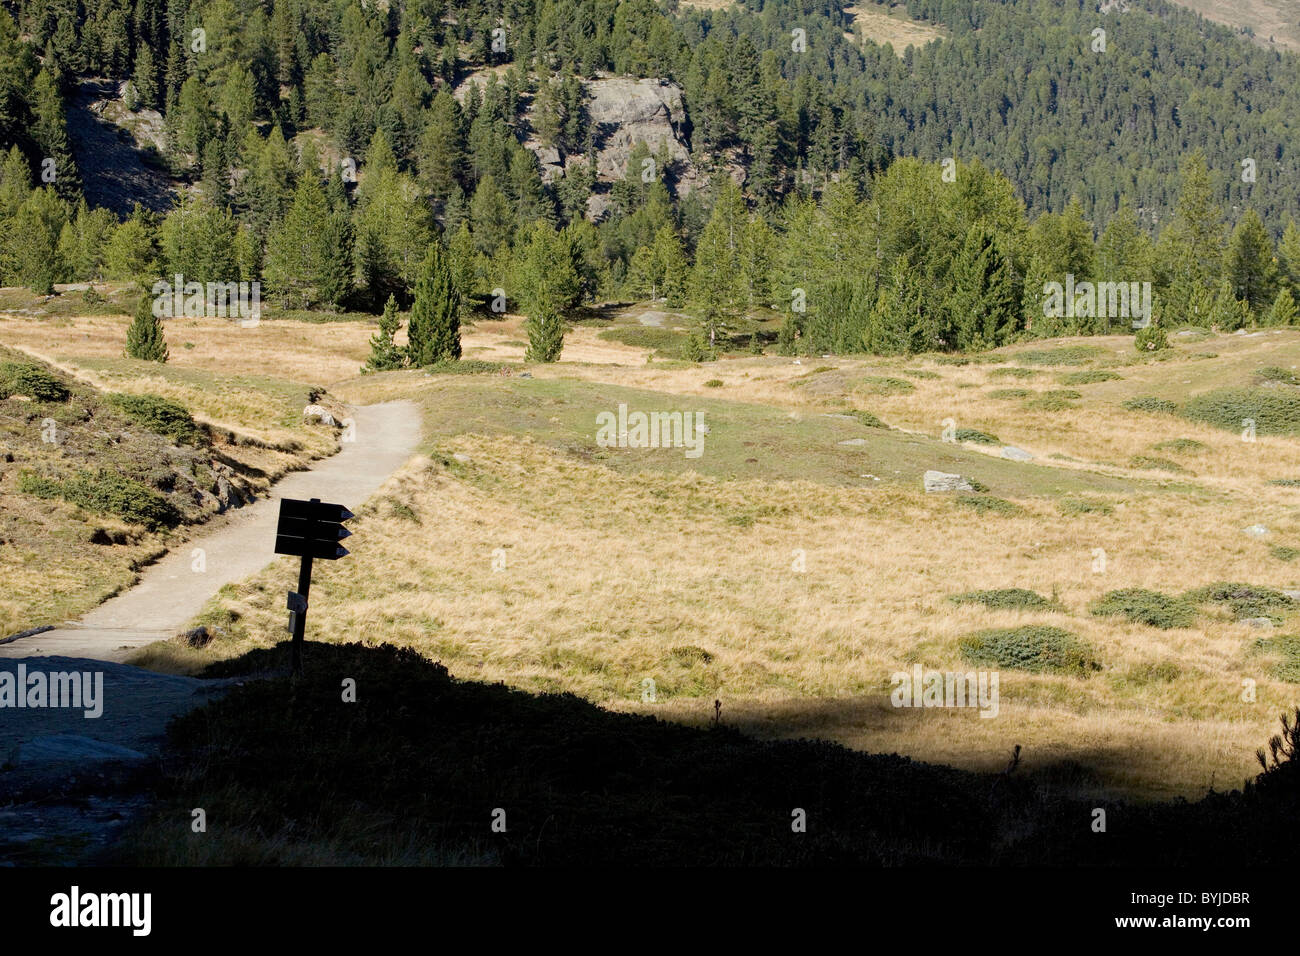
[109,393,206,446]
[1184,582,1295,623]
[1090,589,1197,629]
[948,588,1060,611]
[1122,396,1178,414]
[954,494,1022,516]
[1255,366,1300,385]
[1134,325,1169,352]
[1014,345,1105,366]
[1058,498,1115,516]
[958,625,1100,675]
[1023,391,1079,411]
[989,367,1038,379]
[854,410,887,428]
[1059,370,1122,385]
[855,375,915,395]
[1181,388,1300,436]
[425,359,506,375]
[1253,635,1300,683]
[19,468,181,530]
[1270,545,1300,562]
[0,362,70,402]
[988,388,1031,399]
[1128,455,1186,473]
[955,427,999,444]
[1153,438,1206,453]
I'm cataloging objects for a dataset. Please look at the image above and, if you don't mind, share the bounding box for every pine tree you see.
[125,293,168,362]
[1265,287,1299,327]
[690,179,746,347]
[405,242,461,366]
[519,223,579,363]
[1225,209,1279,314]
[364,294,406,371]
[32,68,80,201]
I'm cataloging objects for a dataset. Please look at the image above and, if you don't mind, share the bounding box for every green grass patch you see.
[1270,545,1300,562]
[597,326,689,359]
[1152,438,1206,453]
[1090,589,1197,629]
[989,366,1038,379]
[854,410,887,428]
[988,388,1031,399]
[958,625,1100,675]
[424,359,505,375]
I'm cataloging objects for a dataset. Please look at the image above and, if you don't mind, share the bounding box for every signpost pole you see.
[291,552,313,677]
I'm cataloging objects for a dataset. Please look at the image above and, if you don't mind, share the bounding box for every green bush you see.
[425,359,505,375]
[988,388,1031,399]
[19,468,181,530]
[1271,479,1300,487]
[958,625,1100,675]
[1122,396,1179,414]
[1153,438,1206,453]
[1255,366,1300,385]
[953,427,998,444]
[1090,589,1197,629]
[1014,345,1105,366]
[704,379,724,388]
[949,588,1060,611]
[1181,388,1300,436]
[1128,455,1186,472]
[1253,635,1300,683]
[109,393,206,445]
[0,362,70,402]
[902,368,940,379]
[856,375,914,395]
[1134,325,1168,352]
[1270,545,1300,562]
[989,366,1038,379]
[1023,391,1079,411]
[1184,582,1295,623]
[1059,370,1122,385]
[854,410,887,428]
[1058,497,1115,516]
[954,494,1023,516]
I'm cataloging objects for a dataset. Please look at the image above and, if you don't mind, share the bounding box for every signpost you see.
[274,497,353,675]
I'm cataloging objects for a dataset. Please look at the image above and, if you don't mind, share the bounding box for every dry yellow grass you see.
[845,3,945,53]
[145,434,1299,800]
[15,309,1300,800]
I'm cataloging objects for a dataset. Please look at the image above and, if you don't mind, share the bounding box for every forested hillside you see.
[1,0,1299,356]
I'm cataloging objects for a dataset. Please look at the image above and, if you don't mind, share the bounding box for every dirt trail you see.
[0,400,422,661]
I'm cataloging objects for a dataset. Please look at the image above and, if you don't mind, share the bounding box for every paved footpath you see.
[0,400,422,662]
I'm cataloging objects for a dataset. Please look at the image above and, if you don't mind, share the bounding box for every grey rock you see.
[1001,446,1034,461]
[1244,617,1276,629]
[1243,524,1271,537]
[837,438,869,446]
[302,403,336,426]
[923,470,974,493]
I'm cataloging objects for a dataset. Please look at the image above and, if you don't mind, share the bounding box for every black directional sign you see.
[274,496,354,675]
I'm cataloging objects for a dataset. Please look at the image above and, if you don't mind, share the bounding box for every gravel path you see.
[1,400,422,662]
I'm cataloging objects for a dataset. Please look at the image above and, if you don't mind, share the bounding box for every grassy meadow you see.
[6,305,1300,800]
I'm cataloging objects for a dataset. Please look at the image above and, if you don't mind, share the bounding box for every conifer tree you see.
[1265,287,1299,327]
[125,293,168,362]
[364,294,405,371]
[405,242,461,366]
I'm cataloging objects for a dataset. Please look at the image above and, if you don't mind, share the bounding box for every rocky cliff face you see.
[526,75,704,220]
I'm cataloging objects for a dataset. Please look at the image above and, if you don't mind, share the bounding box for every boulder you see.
[1001,446,1034,461]
[1243,524,1271,537]
[303,404,336,426]
[924,470,974,493]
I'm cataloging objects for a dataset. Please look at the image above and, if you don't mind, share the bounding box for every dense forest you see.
[2,0,1300,359]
